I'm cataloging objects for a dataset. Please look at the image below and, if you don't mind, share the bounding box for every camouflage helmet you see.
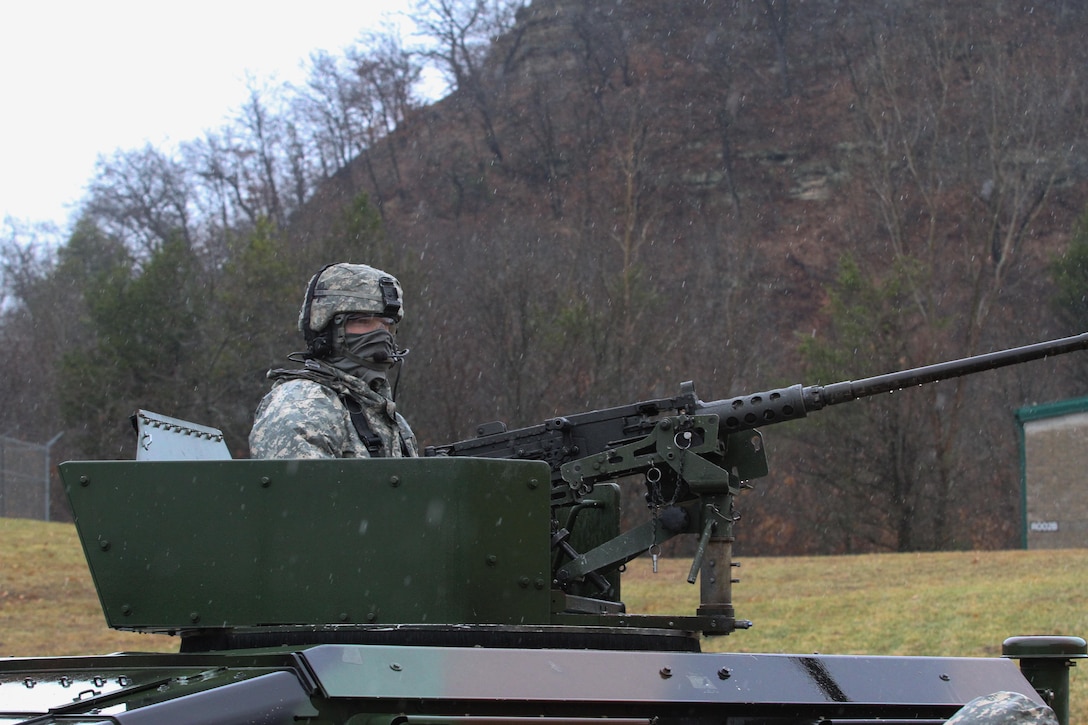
[299,263,404,341]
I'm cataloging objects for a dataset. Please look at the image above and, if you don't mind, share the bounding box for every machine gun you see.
[428,332,1088,634]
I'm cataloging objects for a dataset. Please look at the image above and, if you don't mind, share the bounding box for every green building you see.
[1016,396,1088,549]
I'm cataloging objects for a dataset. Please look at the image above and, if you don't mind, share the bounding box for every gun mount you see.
[428,332,1088,635]
[3,334,1087,723]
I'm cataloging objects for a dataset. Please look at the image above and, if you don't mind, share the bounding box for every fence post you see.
[0,432,64,521]
[43,432,63,522]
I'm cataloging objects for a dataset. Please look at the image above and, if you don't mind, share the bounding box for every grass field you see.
[2,518,1085,719]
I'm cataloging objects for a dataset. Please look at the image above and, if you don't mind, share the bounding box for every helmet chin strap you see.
[390,354,405,401]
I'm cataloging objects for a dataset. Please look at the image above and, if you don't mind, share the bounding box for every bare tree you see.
[293,50,371,175]
[826,6,1083,549]
[414,0,519,162]
[84,146,195,254]
[762,0,793,98]
[350,30,424,206]
[351,29,423,139]
[236,86,288,228]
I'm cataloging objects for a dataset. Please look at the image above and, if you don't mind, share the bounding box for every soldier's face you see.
[345,314,397,335]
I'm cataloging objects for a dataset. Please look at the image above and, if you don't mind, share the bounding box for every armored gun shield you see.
[63,458,553,633]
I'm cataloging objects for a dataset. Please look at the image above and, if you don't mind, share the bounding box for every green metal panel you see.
[61,458,552,631]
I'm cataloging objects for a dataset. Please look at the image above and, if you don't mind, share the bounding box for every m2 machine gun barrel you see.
[705,331,1088,434]
[432,332,1088,635]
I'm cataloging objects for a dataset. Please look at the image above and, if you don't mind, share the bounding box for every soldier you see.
[249,263,418,459]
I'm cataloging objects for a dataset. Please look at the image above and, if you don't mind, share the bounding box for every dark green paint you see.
[62,458,552,630]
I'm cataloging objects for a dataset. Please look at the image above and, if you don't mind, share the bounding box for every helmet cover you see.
[299,263,404,336]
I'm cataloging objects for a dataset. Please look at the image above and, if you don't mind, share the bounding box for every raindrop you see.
[426,499,445,525]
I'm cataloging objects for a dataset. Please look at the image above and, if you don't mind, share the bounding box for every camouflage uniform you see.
[249,262,418,460]
[249,360,418,459]
[945,691,1057,725]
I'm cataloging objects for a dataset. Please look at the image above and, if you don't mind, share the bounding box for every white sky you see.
[0,1,418,232]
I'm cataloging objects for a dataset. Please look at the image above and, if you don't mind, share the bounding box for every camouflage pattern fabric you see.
[302,262,404,333]
[249,363,417,459]
[945,691,1057,725]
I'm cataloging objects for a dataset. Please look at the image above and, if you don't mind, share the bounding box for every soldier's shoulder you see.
[250,378,351,458]
[253,378,347,432]
[265,377,342,406]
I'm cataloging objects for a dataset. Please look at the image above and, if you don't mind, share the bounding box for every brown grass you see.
[0,518,175,656]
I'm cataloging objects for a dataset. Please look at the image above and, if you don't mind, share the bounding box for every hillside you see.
[319,0,1088,341]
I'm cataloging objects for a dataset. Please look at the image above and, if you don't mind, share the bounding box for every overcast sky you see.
[0,1,417,232]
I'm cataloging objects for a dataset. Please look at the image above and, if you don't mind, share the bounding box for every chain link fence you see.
[0,433,61,521]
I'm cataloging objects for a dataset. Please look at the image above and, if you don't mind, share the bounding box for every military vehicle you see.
[2,333,1087,724]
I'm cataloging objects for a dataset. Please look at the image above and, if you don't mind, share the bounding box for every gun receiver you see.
[427,332,1088,634]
